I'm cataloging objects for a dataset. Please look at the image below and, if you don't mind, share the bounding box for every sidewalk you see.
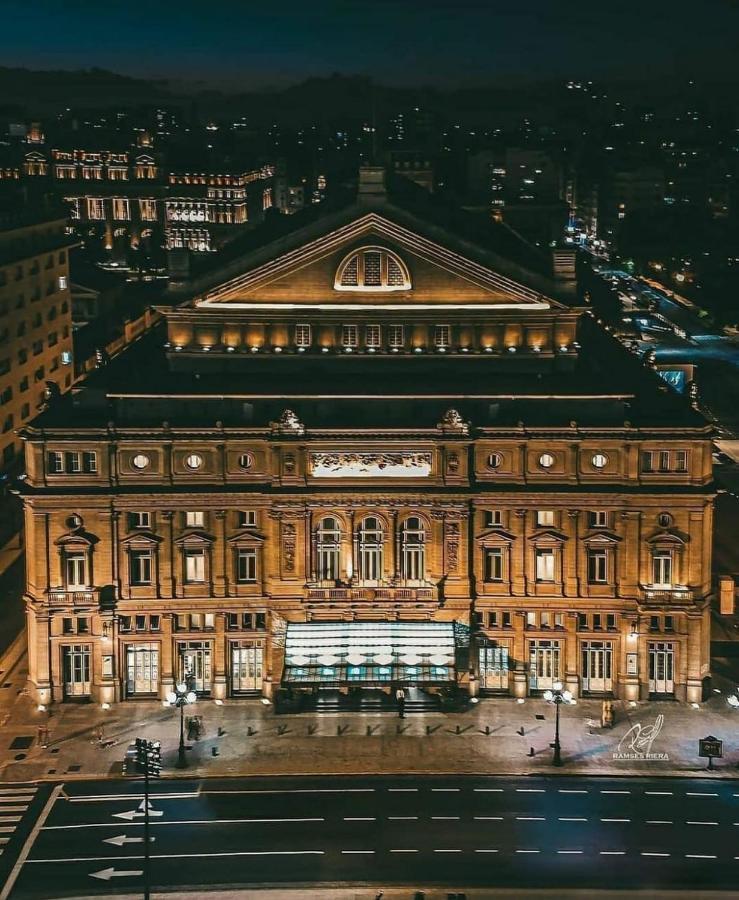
[1,650,739,783]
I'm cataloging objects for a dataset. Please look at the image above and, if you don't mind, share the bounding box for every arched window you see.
[334,246,411,292]
[316,517,342,582]
[358,516,384,583]
[400,516,425,582]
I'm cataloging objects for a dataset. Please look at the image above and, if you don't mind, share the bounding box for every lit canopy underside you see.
[282,621,456,686]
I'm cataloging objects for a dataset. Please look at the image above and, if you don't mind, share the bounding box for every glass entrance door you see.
[231,642,264,693]
[649,642,674,694]
[479,643,510,691]
[581,641,613,693]
[177,642,212,694]
[126,644,159,696]
[528,640,561,691]
[62,644,91,698]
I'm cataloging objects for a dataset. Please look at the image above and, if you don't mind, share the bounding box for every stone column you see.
[511,611,528,698]
[512,509,527,596]
[160,614,175,700]
[212,511,227,598]
[564,613,579,698]
[564,509,580,598]
[212,613,227,700]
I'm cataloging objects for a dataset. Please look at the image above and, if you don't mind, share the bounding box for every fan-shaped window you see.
[316,517,342,582]
[335,246,411,292]
[400,516,425,582]
[358,516,384,583]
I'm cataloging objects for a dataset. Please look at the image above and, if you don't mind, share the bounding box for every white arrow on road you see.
[104,834,155,846]
[89,867,144,881]
[113,799,163,821]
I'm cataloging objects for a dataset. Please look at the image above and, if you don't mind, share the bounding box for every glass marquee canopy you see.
[282,621,456,686]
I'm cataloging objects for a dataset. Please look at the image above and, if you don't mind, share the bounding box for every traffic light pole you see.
[143,757,151,900]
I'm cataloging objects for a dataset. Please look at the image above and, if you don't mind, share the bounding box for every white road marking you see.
[431,816,460,821]
[68,792,198,803]
[516,817,545,821]
[0,807,28,814]
[0,818,21,825]
[206,789,374,795]
[557,850,583,855]
[387,788,418,793]
[601,818,630,823]
[343,817,376,822]
[475,849,499,853]
[559,817,587,822]
[600,851,626,856]
[644,791,673,796]
[646,820,673,825]
[642,852,670,858]
[474,788,503,793]
[389,849,418,853]
[558,789,587,794]
[600,790,630,795]
[685,854,716,859]
[0,828,16,834]
[686,821,718,826]
[0,796,34,803]
[431,788,460,792]
[686,792,717,797]
[341,850,374,855]
[434,849,462,853]
[515,849,540,853]
[42,817,325,831]
[516,789,545,793]
[0,789,37,796]
[387,816,418,821]
[474,816,503,821]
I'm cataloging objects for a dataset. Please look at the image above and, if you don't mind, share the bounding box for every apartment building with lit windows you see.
[0,204,75,469]
[18,169,714,707]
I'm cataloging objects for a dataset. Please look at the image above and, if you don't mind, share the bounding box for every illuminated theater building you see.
[19,168,714,708]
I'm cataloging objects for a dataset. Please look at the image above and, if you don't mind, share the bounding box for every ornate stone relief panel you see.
[310,451,433,478]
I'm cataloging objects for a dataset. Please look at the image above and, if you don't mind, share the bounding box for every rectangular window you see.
[658,450,670,472]
[641,450,654,473]
[236,548,257,583]
[238,510,257,527]
[535,548,555,582]
[650,615,660,632]
[502,611,512,628]
[536,510,555,527]
[540,611,551,629]
[130,511,151,529]
[112,197,130,220]
[484,547,504,582]
[526,611,537,629]
[485,510,503,527]
[48,451,63,473]
[58,276,68,291]
[65,554,87,589]
[119,615,132,632]
[82,451,97,473]
[606,613,617,631]
[139,198,158,221]
[63,617,74,634]
[554,612,564,629]
[341,325,358,347]
[185,550,206,583]
[652,552,672,587]
[434,324,451,348]
[674,450,688,472]
[130,551,153,585]
[592,613,602,631]
[578,612,588,630]
[295,324,311,347]
[389,325,404,348]
[66,451,81,473]
[135,615,147,631]
[487,611,499,628]
[588,510,608,528]
[587,549,608,583]
[150,614,161,632]
[86,197,105,220]
[365,324,381,348]
[185,511,205,527]
[664,614,674,631]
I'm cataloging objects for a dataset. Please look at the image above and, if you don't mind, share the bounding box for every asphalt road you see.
[3,774,739,897]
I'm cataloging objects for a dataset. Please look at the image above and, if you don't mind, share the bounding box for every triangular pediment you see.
[196,211,558,310]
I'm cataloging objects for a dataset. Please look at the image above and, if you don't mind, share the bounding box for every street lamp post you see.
[166,682,197,769]
[543,681,576,767]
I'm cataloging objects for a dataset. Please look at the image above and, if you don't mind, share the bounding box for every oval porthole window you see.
[238,452,254,470]
[658,512,673,528]
[538,452,555,469]
[185,453,203,470]
[131,453,150,470]
[487,452,503,470]
[66,514,83,530]
[592,452,608,469]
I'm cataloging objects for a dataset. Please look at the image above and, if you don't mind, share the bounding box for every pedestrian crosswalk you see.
[0,786,37,856]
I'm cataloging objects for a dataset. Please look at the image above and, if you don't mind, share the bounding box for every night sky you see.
[4,0,739,88]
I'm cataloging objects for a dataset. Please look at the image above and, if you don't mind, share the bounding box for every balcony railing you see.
[306,585,436,603]
[46,588,99,606]
[640,586,694,605]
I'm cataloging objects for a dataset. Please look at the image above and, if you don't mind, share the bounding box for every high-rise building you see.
[19,169,713,707]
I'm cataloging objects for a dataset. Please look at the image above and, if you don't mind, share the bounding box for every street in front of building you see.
[3,775,739,898]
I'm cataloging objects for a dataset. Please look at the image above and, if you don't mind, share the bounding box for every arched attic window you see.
[334,246,411,292]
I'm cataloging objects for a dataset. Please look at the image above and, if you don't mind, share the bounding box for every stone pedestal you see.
[686,678,703,704]
[512,670,528,698]
[620,678,640,702]
[565,673,579,700]
[212,676,227,701]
